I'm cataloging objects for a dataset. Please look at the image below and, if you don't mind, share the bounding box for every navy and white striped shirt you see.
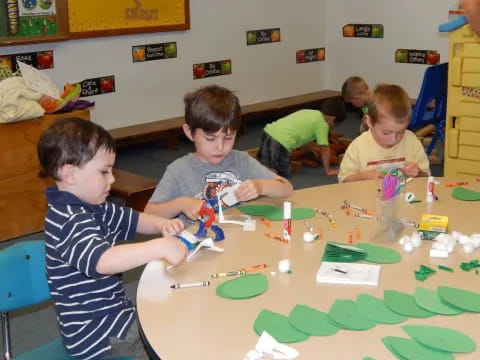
[44,187,139,360]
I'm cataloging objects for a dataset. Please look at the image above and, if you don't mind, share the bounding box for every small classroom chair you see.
[0,240,131,360]
[409,62,448,156]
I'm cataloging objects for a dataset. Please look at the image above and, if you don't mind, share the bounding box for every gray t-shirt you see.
[149,150,277,225]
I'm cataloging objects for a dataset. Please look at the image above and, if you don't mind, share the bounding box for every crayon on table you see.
[170,281,210,289]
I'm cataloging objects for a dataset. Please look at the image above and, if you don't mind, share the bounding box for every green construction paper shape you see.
[451,187,480,201]
[322,242,367,262]
[288,304,339,336]
[356,294,407,324]
[383,336,455,360]
[383,290,435,318]
[237,204,315,220]
[355,242,402,264]
[381,337,410,360]
[216,273,268,299]
[402,324,476,353]
[438,286,480,312]
[327,299,376,331]
[254,309,310,343]
[414,287,463,316]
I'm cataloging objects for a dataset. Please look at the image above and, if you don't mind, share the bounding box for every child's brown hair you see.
[184,84,244,135]
[367,83,411,126]
[341,76,369,100]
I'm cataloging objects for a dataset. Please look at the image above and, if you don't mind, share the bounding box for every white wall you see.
[0,1,457,129]
[325,0,454,96]
[0,0,327,129]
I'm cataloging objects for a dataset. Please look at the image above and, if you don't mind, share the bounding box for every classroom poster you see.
[296,48,325,63]
[0,50,54,71]
[193,59,231,80]
[246,28,281,45]
[395,49,440,65]
[343,24,383,38]
[76,75,115,97]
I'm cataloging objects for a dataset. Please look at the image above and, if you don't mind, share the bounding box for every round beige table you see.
[137,177,480,359]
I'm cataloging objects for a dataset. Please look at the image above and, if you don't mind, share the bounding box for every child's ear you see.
[365,115,373,129]
[183,124,194,141]
[58,164,77,185]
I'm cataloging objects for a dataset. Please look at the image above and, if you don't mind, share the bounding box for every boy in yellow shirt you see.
[338,84,430,182]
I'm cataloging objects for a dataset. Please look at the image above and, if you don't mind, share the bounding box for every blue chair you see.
[0,241,131,360]
[409,62,448,156]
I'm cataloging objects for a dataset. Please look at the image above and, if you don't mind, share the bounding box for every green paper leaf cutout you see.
[414,287,463,315]
[322,242,367,262]
[383,336,455,360]
[381,337,409,360]
[328,299,376,330]
[438,286,480,312]
[356,294,407,324]
[402,324,476,353]
[288,304,339,336]
[254,309,310,343]
[383,290,435,318]
[216,273,268,299]
[355,242,402,264]
[451,187,480,201]
[237,204,315,220]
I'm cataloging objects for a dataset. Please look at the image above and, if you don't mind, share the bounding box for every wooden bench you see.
[110,168,157,212]
[109,90,341,149]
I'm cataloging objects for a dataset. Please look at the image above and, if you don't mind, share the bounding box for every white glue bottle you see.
[426,176,435,203]
[283,201,292,242]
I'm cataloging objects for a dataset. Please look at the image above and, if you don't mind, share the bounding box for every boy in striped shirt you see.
[37,117,187,359]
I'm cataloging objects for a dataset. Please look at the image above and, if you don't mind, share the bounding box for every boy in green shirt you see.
[257,99,345,177]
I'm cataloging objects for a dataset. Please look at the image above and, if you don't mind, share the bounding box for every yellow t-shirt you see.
[338,130,430,183]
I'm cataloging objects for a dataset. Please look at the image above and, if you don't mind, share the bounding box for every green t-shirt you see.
[362,105,369,115]
[264,109,329,152]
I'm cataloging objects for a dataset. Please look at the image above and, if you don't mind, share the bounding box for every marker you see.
[170,281,210,289]
[211,270,245,278]
[283,201,292,242]
[243,264,267,272]
[445,181,468,188]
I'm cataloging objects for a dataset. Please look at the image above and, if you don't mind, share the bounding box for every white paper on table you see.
[316,261,380,286]
[17,60,60,99]
[217,184,240,207]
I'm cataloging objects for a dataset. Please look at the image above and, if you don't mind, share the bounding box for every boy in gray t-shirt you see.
[145,85,294,225]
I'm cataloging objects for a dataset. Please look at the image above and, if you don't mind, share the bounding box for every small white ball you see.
[399,235,409,245]
[303,231,315,243]
[403,242,414,253]
[458,235,471,245]
[278,259,291,273]
[463,242,475,254]
[405,192,415,203]
[451,231,463,240]
[410,233,422,248]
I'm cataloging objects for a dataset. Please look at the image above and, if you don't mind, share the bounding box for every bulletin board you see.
[67,0,190,39]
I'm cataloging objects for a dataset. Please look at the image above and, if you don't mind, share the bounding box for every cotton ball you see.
[458,235,471,245]
[451,231,463,241]
[403,242,414,253]
[405,192,415,203]
[303,231,315,243]
[463,242,475,254]
[470,234,480,248]
[399,235,409,245]
[278,259,291,273]
[410,232,422,248]
[435,233,449,244]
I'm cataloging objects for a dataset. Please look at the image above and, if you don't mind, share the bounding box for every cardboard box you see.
[418,213,448,240]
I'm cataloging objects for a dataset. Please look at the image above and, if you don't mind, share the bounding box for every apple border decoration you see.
[0,50,54,71]
[76,75,115,97]
[132,42,177,63]
[193,59,231,80]
[395,49,440,65]
[342,24,384,38]
[296,48,325,64]
[246,28,281,46]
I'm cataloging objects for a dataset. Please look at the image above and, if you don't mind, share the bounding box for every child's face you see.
[349,91,370,108]
[367,113,408,149]
[184,125,237,164]
[70,147,116,205]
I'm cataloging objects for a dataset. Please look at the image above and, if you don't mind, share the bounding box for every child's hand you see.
[400,162,421,177]
[234,180,262,201]
[181,197,204,220]
[160,236,188,266]
[326,169,339,176]
[363,170,383,180]
[159,218,184,236]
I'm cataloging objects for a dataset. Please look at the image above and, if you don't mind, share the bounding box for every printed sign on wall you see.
[395,49,440,65]
[296,48,325,64]
[76,75,115,97]
[246,28,280,45]
[193,59,231,80]
[0,50,54,71]
[343,24,384,38]
[132,42,177,62]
